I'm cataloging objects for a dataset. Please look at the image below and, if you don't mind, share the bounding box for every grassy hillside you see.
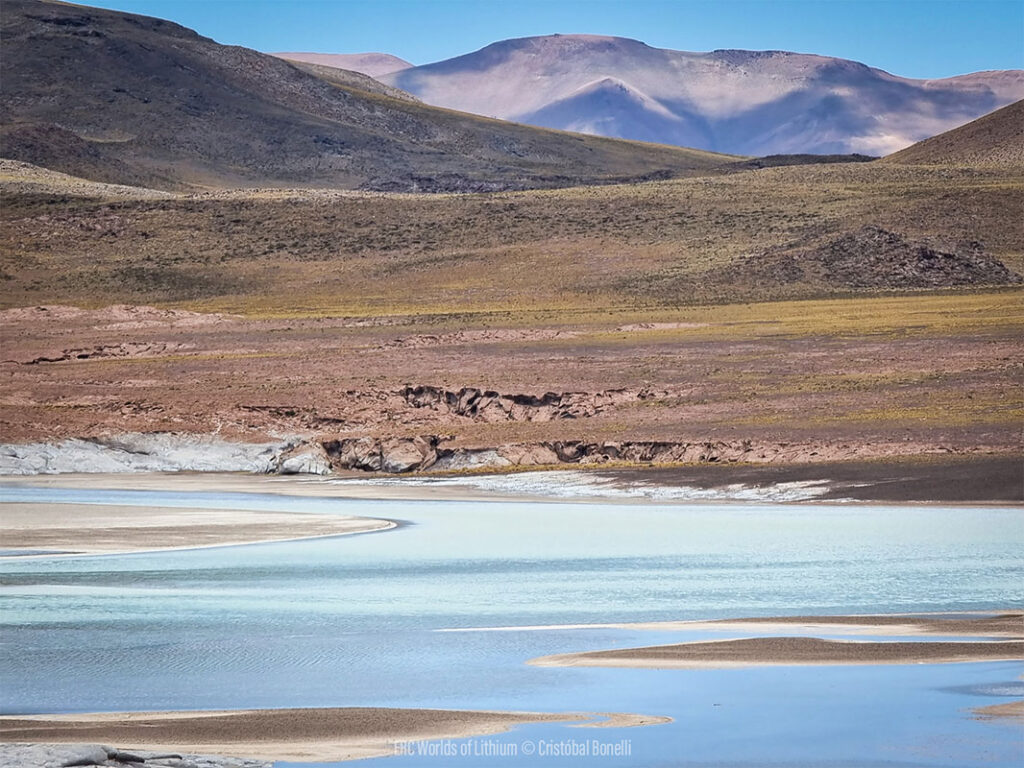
[0,0,734,192]
[2,159,1020,313]
[885,99,1024,168]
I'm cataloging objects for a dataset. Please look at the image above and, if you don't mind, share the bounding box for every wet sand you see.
[0,708,669,762]
[595,455,1024,504]
[529,612,1024,669]
[531,637,1024,669]
[974,700,1024,722]
[0,472,544,504]
[0,502,394,556]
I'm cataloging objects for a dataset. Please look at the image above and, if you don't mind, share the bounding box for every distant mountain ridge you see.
[272,52,412,77]
[381,34,1024,156]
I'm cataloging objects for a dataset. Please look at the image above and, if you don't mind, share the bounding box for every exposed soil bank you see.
[593,455,1024,503]
[1,441,1019,504]
[3,296,1021,459]
[323,434,986,473]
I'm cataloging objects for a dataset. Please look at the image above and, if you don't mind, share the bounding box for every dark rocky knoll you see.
[730,226,1021,290]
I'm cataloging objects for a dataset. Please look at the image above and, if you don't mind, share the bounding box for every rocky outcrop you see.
[399,385,653,422]
[12,341,194,365]
[0,743,269,768]
[0,434,296,475]
[322,435,967,474]
[324,436,441,473]
[433,438,976,470]
[270,442,332,475]
[0,432,984,477]
[225,386,658,437]
[468,439,783,468]
[738,226,1022,290]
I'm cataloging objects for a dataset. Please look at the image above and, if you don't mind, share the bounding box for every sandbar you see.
[0,707,670,762]
[0,502,394,556]
[974,700,1024,722]
[527,612,1024,669]
[530,636,1024,669]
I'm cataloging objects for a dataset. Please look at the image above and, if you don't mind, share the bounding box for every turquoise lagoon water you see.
[0,485,1021,766]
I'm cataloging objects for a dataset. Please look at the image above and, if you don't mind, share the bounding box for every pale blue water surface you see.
[0,484,1021,767]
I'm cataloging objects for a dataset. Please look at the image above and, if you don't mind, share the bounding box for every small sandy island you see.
[0,707,670,763]
[974,700,1024,722]
[529,612,1024,669]
[0,502,394,556]
[531,636,1024,669]
[619,611,1024,638]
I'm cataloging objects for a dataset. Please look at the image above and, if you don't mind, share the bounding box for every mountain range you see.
[380,34,1024,156]
[3,0,1022,194]
[0,0,729,192]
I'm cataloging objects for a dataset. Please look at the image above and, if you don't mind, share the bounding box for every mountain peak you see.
[488,33,651,48]
[383,36,1024,156]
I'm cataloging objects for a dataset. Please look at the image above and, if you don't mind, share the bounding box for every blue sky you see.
[87,0,1023,78]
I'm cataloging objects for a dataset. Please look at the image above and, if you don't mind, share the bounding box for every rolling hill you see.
[0,1,733,192]
[884,99,1024,168]
[382,34,1024,156]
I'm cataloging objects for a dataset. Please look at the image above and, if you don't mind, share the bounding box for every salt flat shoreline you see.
[3,453,1022,507]
[2,464,1020,557]
[2,480,1020,763]
[0,707,669,763]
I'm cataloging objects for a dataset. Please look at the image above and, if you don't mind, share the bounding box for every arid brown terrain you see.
[1,1,1022,481]
[1,289,1020,475]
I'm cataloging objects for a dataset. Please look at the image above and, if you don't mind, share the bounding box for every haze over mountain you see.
[885,99,1024,168]
[382,34,1024,156]
[271,52,412,78]
[0,1,729,192]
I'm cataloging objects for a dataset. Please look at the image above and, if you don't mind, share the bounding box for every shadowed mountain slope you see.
[275,58,420,103]
[384,35,1024,156]
[0,1,733,192]
[884,99,1024,168]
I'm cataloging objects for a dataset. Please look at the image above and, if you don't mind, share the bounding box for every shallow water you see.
[0,485,1021,766]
